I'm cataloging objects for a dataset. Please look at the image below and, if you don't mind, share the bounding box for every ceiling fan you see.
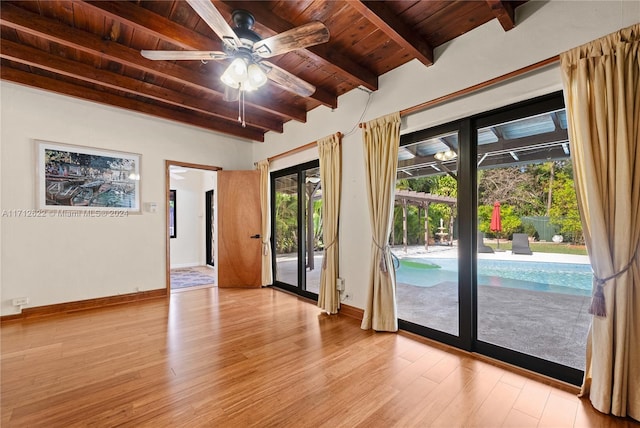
[141,0,330,100]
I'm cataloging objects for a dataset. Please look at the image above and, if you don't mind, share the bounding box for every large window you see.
[396,92,586,384]
[271,161,322,299]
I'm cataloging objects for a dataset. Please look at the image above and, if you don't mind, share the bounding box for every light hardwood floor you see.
[1,287,635,427]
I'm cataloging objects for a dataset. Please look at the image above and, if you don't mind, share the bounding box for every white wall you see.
[252,1,640,310]
[0,83,251,315]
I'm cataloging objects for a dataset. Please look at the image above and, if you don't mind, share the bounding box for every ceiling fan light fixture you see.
[434,149,457,161]
[247,63,268,89]
[221,57,248,88]
[220,58,267,92]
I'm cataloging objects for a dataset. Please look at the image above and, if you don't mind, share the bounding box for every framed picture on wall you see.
[169,189,177,238]
[35,140,141,212]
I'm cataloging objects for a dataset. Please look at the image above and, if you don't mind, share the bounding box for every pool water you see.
[397,258,593,296]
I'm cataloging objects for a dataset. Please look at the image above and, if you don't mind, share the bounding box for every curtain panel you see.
[257,160,273,286]
[361,112,401,332]
[560,23,640,420]
[317,133,342,314]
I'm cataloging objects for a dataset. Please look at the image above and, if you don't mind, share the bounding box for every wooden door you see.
[217,170,262,287]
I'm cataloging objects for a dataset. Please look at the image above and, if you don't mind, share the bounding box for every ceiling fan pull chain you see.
[237,84,242,123]
[242,90,246,128]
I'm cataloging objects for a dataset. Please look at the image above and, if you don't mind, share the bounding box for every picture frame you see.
[169,189,177,238]
[35,140,141,212]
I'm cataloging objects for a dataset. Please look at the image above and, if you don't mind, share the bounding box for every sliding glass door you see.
[395,125,460,340]
[271,161,321,299]
[474,96,589,381]
[397,92,585,384]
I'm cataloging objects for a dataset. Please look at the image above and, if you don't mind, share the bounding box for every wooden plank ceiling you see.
[0,1,527,142]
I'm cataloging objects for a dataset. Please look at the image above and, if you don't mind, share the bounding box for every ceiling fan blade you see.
[186,0,241,50]
[141,50,228,61]
[253,22,329,58]
[261,61,315,97]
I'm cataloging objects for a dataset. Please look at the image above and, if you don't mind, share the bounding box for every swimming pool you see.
[397,258,593,296]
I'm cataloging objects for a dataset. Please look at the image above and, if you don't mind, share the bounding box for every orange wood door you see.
[217,170,262,287]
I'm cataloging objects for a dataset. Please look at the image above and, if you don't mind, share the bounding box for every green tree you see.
[274,192,298,253]
[478,166,544,216]
[431,175,457,197]
[313,199,323,250]
[477,205,493,235]
[499,205,523,239]
[548,172,583,244]
[393,204,426,246]
[394,175,458,244]
[477,204,521,239]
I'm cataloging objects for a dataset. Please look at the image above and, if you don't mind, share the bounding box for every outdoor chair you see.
[477,232,494,253]
[512,233,533,255]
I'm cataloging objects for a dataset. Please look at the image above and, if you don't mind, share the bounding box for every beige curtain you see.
[257,160,273,286]
[317,133,342,314]
[361,112,401,331]
[560,23,640,420]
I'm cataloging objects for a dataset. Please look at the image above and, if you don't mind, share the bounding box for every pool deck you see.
[394,244,592,370]
[395,243,591,264]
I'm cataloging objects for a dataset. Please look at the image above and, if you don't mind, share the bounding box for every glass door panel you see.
[475,108,590,370]
[396,130,460,337]
[304,167,322,294]
[274,173,299,287]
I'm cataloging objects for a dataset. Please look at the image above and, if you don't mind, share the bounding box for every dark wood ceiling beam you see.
[1,67,264,141]
[81,0,336,108]
[485,0,516,31]
[218,0,378,92]
[304,83,336,109]
[350,1,434,66]
[0,39,282,133]
[80,0,221,50]
[0,2,305,123]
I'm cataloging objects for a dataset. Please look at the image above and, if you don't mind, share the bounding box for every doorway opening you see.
[165,160,221,293]
[205,189,215,267]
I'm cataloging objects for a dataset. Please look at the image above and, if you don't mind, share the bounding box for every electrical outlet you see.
[12,297,29,306]
[336,277,345,291]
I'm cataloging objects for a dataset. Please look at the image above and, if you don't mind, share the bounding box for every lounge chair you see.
[512,233,533,255]
[477,232,494,253]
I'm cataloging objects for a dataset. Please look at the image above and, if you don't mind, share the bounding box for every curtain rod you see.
[359,55,560,128]
[266,132,342,163]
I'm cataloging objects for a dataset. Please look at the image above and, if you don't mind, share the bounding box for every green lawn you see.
[486,241,588,255]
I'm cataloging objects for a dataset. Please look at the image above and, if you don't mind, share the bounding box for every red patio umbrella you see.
[490,201,502,249]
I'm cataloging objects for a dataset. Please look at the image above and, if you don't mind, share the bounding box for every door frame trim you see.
[165,160,222,293]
